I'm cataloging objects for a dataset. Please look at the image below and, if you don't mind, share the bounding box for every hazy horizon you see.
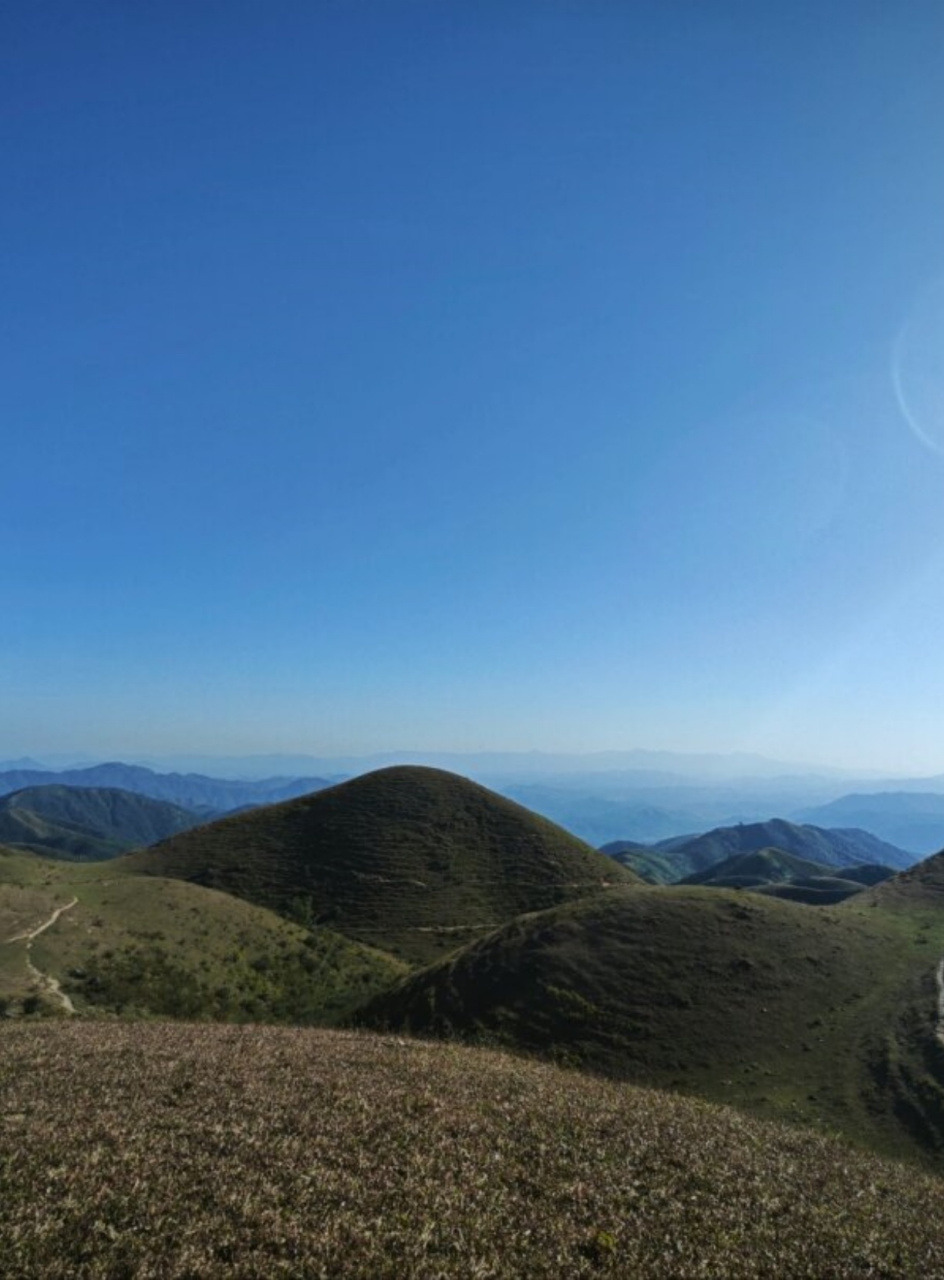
[5,4,944,774]
[0,743,933,785]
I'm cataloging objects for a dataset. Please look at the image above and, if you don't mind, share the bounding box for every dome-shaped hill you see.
[126,766,636,963]
[359,883,944,1163]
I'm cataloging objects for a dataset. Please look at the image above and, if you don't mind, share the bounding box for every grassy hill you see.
[0,785,206,860]
[680,846,832,886]
[598,841,679,884]
[677,847,896,904]
[360,883,944,1166]
[127,766,637,963]
[858,848,944,910]
[753,875,878,905]
[2,1022,943,1277]
[654,818,913,877]
[0,849,404,1023]
[835,857,944,1162]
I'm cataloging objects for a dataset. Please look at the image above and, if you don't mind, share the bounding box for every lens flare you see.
[892,282,944,459]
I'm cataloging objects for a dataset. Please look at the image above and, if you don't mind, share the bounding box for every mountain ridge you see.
[0,785,207,860]
[651,818,913,875]
[794,792,944,855]
[0,763,331,812]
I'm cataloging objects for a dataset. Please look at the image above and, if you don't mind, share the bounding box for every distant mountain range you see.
[0,762,330,812]
[0,757,51,773]
[0,786,206,860]
[124,748,880,781]
[494,775,944,847]
[601,818,913,882]
[793,792,944,855]
[9,752,944,850]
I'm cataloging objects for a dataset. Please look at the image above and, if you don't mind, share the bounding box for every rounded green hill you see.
[360,882,944,1164]
[127,766,637,963]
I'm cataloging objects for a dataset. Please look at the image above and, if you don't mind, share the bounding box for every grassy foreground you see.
[2,1023,944,1278]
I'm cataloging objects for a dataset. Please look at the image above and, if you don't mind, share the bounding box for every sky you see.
[3,2,944,772]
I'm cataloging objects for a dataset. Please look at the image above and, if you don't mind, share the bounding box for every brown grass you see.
[1,1022,943,1277]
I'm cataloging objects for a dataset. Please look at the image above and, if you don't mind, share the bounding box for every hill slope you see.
[856,848,944,910]
[679,846,830,886]
[360,884,944,1165]
[0,850,404,1022]
[2,1022,944,1277]
[655,818,913,876]
[598,841,679,884]
[0,785,206,860]
[677,847,896,904]
[127,766,637,963]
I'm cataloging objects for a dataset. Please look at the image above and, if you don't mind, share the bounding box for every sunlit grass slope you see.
[860,848,944,909]
[839,851,944,1156]
[360,884,944,1165]
[2,1022,943,1279]
[127,766,636,963]
[0,850,404,1022]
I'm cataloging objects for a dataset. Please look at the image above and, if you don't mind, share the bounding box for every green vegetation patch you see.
[1,856,405,1023]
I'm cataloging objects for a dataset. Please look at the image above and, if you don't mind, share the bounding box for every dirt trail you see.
[5,897,79,945]
[4,898,79,1014]
[25,953,76,1014]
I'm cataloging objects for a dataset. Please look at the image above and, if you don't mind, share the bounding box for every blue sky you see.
[3,2,944,771]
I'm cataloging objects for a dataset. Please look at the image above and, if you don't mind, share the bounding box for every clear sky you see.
[3,2,944,772]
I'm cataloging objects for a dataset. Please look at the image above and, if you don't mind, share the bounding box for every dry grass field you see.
[2,1022,944,1278]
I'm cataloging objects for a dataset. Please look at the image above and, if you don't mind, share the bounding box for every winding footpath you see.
[4,898,79,1014]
